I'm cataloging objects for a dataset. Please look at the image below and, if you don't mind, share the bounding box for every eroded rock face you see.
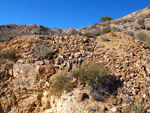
[0,32,150,112]
[13,63,41,91]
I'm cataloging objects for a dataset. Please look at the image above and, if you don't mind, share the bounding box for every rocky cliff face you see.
[0,32,150,112]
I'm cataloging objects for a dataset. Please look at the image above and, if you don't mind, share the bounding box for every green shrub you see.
[137,32,150,43]
[0,49,17,60]
[100,16,114,23]
[83,32,94,38]
[127,31,134,37]
[72,62,112,87]
[50,72,76,97]
[34,45,52,59]
[102,26,111,34]
[122,103,146,113]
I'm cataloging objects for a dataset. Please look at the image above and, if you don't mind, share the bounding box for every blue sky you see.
[0,0,149,29]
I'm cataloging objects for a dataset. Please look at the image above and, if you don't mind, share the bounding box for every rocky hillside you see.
[0,32,150,113]
[0,24,75,42]
[1,6,150,113]
[1,6,150,43]
[77,6,150,43]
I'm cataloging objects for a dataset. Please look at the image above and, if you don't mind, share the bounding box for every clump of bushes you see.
[122,103,147,113]
[127,31,135,37]
[0,49,17,60]
[34,45,53,59]
[50,72,77,97]
[114,18,133,25]
[136,32,150,43]
[121,18,134,24]
[102,26,111,34]
[72,62,113,88]
[50,61,115,99]
[83,32,94,38]
[100,16,114,23]
[72,62,116,101]
[49,60,121,101]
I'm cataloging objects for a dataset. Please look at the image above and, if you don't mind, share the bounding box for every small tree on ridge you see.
[100,16,114,23]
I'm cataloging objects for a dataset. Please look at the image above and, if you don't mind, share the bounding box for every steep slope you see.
[119,6,150,19]
[77,6,150,43]
[0,32,150,112]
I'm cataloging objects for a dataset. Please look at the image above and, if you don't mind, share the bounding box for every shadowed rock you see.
[100,36,110,42]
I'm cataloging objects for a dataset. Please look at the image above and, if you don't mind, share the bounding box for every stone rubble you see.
[0,32,150,112]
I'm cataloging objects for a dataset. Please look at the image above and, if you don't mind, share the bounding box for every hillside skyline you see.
[0,0,149,29]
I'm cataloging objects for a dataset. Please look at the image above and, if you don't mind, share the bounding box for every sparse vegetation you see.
[121,18,134,24]
[115,19,122,24]
[70,30,79,35]
[50,72,77,97]
[34,45,53,59]
[72,62,113,87]
[137,32,150,43]
[102,26,111,34]
[115,18,134,25]
[83,32,94,38]
[50,61,113,98]
[0,49,17,60]
[122,103,147,113]
[100,16,114,23]
[137,19,146,29]
[127,31,134,37]
[91,24,98,29]
[111,27,121,32]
